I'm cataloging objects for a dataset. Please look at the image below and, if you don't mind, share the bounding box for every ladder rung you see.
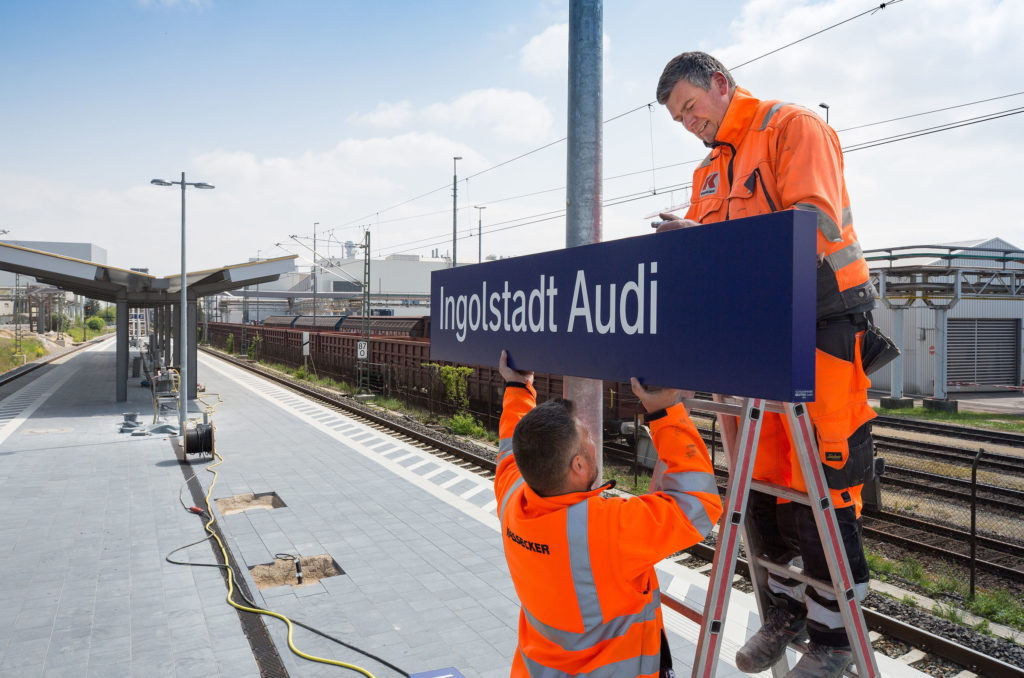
[750,479,822,507]
[753,557,850,598]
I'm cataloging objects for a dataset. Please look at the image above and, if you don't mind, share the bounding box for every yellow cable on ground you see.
[195,432,377,677]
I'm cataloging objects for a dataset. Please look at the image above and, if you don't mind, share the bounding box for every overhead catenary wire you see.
[332,0,903,234]
[843,105,1024,153]
[374,96,1024,257]
[378,181,693,257]
[835,90,1024,133]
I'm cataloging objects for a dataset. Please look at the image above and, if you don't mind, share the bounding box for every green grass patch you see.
[970,589,1024,629]
[372,396,405,411]
[875,406,1024,434]
[866,547,1024,631]
[602,464,652,495]
[0,337,46,371]
[444,412,485,436]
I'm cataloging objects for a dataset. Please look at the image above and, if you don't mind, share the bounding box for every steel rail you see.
[881,471,1024,513]
[206,349,1024,676]
[683,543,1024,678]
[874,435,1023,475]
[0,334,114,388]
[200,347,499,471]
[873,414,1024,447]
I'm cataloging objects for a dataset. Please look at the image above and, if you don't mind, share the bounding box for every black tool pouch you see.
[860,325,900,375]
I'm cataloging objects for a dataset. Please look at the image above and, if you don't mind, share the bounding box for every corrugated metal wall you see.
[871,298,1024,395]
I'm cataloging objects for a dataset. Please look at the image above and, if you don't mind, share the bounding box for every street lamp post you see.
[151,172,215,433]
[819,102,830,124]
[452,156,462,267]
[313,222,318,326]
[475,205,486,264]
[255,248,261,326]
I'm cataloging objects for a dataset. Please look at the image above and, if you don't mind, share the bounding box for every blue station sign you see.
[430,210,817,402]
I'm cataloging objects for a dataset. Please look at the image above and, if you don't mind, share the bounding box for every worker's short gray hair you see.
[656,51,735,104]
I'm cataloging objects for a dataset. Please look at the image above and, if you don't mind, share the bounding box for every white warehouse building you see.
[868,237,1023,399]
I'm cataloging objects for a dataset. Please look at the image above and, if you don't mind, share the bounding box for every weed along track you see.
[201,346,1024,676]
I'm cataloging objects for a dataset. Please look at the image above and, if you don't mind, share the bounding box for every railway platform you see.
[0,340,931,677]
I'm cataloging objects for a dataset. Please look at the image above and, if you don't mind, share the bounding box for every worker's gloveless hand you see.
[499,350,534,385]
[656,211,701,233]
[630,378,692,412]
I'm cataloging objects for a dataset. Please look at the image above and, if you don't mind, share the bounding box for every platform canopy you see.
[0,241,296,304]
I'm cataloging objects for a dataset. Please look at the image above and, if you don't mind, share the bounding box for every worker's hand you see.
[656,212,701,233]
[499,350,534,385]
[630,378,692,412]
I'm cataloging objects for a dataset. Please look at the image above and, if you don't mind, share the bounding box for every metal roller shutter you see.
[947,318,1020,388]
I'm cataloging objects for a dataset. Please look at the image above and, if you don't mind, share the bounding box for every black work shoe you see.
[785,641,852,678]
[735,602,808,673]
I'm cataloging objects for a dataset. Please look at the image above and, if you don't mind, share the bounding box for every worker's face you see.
[665,72,732,147]
[575,419,600,490]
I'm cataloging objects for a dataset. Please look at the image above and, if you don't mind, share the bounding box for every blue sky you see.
[2,0,1022,274]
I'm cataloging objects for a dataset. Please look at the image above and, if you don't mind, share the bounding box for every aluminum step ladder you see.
[664,395,879,678]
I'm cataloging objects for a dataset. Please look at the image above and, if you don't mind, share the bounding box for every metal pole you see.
[313,222,318,326]
[892,307,905,399]
[935,307,947,399]
[256,249,261,325]
[179,171,187,432]
[452,157,462,267]
[565,0,604,484]
[970,448,983,599]
[476,205,486,264]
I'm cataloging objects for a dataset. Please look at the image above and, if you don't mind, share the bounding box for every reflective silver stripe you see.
[825,240,863,272]
[805,591,844,630]
[522,589,661,652]
[566,501,604,629]
[519,646,662,678]
[657,471,717,537]
[698,151,714,169]
[842,205,853,228]
[497,437,514,466]
[499,477,523,521]
[759,101,789,130]
[795,202,842,242]
[767,575,806,602]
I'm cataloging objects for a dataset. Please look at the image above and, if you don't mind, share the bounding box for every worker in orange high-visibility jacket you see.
[494,350,722,678]
[654,52,877,678]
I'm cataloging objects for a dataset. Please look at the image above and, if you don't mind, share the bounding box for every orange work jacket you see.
[684,87,874,320]
[684,88,876,509]
[495,383,722,677]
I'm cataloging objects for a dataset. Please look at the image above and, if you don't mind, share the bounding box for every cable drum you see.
[185,423,214,454]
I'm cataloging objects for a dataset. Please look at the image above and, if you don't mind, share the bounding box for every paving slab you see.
[0,341,931,678]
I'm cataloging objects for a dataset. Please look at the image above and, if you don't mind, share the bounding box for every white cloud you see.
[646,0,1024,251]
[424,89,553,144]
[347,89,553,144]
[521,23,569,76]
[520,23,611,78]
[346,101,413,128]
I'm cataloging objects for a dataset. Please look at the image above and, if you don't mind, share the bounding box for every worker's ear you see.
[711,71,730,95]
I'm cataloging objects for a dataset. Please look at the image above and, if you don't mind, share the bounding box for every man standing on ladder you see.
[654,52,877,678]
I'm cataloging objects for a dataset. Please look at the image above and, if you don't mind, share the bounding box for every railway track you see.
[198,348,1024,676]
[0,333,112,388]
[874,434,1024,475]
[874,414,1024,448]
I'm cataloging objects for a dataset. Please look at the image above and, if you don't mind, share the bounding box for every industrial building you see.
[868,237,1023,399]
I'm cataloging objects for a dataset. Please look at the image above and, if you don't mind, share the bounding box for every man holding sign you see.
[494,351,721,677]
[655,51,877,677]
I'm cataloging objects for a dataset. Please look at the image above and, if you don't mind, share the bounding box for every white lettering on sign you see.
[439,263,657,343]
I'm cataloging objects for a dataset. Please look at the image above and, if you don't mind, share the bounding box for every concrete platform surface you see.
[0,341,929,678]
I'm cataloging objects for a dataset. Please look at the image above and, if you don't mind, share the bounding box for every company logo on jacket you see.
[699,172,720,197]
